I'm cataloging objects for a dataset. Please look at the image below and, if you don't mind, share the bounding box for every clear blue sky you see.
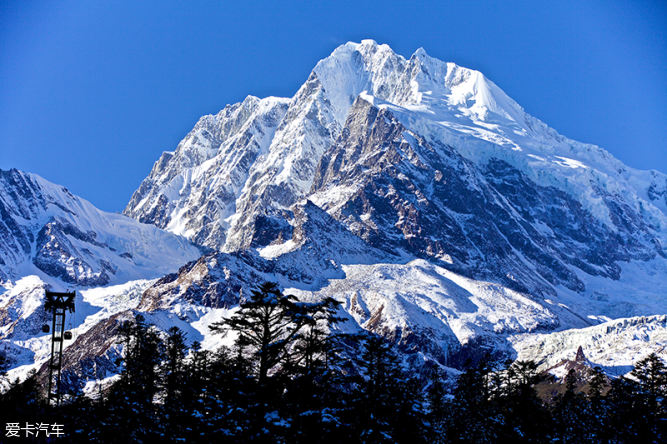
[1,0,666,212]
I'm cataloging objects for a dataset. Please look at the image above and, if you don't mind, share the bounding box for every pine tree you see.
[283,311,347,442]
[497,360,550,442]
[117,314,163,405]
[160,326,188,438]
[106,313,164,441]
[631,353,667,407]
[162,327,187,407]
[348,334,425,443]
[425,368,449,442]
[606,376,640,442]
[552,369,588,442]
[210,282,339,387]
[202,345,255,438]
[445,357,499,442]
[586,366,609,441]
[630,353,667,441]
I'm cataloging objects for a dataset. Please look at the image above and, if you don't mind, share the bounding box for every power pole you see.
[44,290,75,406]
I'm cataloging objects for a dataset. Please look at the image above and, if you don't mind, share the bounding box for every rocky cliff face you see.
[310,98,663,297]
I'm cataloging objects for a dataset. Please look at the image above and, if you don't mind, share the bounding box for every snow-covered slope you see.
[0,168,201,287]
[510,315,667,377]
[310,97,666,299]
[1,276,153,389]
[125,96,291,248]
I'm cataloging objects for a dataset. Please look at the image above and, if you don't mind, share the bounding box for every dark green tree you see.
[606,376,641,442]
[348,334,425,443]
[116,314,163,404]
[586,366,609,441]
[445,357,500,442]
[160,326,188,439]
[162,326,187,409]
[210,282,339,387]
[551,369,588,442]
[630,353,667,441]
[497,360,551,442]
[105,313,164,441]
[425,367,449,442]
[282,301,346,442]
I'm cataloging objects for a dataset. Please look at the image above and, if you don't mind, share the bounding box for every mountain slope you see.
[510,315,667,376]
[309,97,665,297]
[0,168,201,287]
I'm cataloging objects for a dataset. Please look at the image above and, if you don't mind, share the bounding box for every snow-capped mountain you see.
[3,40,667,391]
[0,168,201,287]
[125,40,666,298]
[0,169,200,384]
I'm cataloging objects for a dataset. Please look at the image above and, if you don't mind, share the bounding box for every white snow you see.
[1,278,153,386]
[510,315,667,377]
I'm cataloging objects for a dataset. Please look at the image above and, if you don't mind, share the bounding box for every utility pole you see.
[44,291,75,406]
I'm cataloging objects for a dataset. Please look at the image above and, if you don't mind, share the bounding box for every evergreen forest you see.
[1,282,666,443]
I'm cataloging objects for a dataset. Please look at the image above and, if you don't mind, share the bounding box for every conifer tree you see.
[586,366,609,441]
[162,326,187,409]
[107,313,164,441]
[606,376,640,442]
[183,342,211,414]
[283,306,346,442]
[552,369,588,442]
[446,357,499,442]
[631,353,667,408]
[210,282,339,387]
[348,334,425,443]
[630,353,667,440]
[116,314,163,405]
[425,367,449,441]
[498,360,550,442]
[160,326,188,439]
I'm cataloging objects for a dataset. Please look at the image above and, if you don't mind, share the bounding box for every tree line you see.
[1,282,665,442]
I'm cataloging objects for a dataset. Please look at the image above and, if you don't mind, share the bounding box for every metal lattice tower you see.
[44,290,75,406]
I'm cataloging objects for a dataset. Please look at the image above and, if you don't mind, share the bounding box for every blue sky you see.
[1,0,666,212]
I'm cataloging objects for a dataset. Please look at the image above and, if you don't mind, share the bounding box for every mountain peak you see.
[313,40,528,129]
[411,46,430,59]
[0,168,200,286]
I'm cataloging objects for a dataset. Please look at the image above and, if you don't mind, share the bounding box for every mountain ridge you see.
[0,168,201,288]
